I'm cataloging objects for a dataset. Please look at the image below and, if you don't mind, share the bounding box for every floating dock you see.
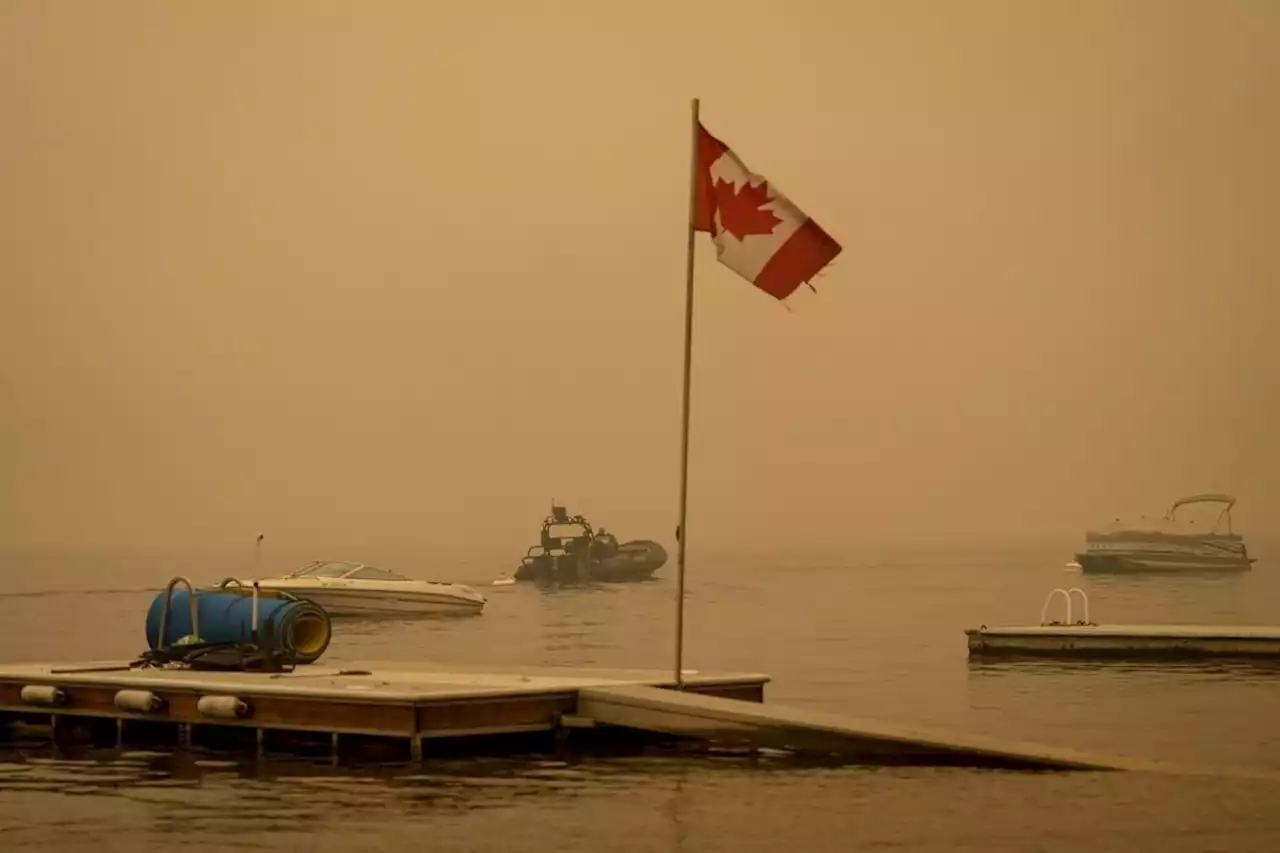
[968,624,1280,659]
[0,660,762,761]
[0,658,1144,771]
[967,587,1280,660]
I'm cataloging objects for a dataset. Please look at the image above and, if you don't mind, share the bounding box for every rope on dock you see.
[130,640,300,673]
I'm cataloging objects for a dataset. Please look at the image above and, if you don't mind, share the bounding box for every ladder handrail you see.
[1039,588,1072,626]
[156,576,200,650]
[1066,587,1092,625]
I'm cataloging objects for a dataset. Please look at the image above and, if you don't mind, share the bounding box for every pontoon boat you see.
[1073,493,1255,573]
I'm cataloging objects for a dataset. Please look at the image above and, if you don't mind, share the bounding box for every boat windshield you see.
[345,565,412,582]
[546,522,589,540]
[288,561,362,579]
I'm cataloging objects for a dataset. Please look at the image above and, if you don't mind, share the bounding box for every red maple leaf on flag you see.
[712,178,782,240]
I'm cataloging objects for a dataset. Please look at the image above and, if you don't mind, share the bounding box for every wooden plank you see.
[680,681,765,702]
[416,693,574,737]
[0,702,414,737]
[971,624,1280,639]
[241,695,416,734]
[0,682,415,736]
[967,625,1280,658]
[577,684,1153,771]
[0,661,770,704]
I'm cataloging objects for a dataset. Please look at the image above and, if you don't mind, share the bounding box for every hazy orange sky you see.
[2,1,1277,553]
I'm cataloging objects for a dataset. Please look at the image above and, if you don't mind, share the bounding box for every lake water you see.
[2,540,1278,852]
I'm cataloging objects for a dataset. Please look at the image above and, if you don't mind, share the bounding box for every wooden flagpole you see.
[674,97,700,688]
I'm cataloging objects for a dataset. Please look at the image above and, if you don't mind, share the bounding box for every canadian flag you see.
[694,122,842,300]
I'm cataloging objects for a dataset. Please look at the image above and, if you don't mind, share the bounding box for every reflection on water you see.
[4,749,1280,853]
[2,542,1280,851]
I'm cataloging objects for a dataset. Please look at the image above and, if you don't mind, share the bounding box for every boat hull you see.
[1074,552,1254,574]
[513,540,667,583]
[254,586,485,617]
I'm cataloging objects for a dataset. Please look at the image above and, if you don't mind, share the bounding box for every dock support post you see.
[554,722,571,758]
[180,723,191,749]
[48,714,89,754]
[255,728,265,759]
[115,718,124,748]
[410,733,423,763]
[330,732,339,765]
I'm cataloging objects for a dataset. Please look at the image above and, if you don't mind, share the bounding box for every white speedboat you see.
[223,560,486,617]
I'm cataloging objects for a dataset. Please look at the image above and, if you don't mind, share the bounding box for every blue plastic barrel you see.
[145,589,332,664]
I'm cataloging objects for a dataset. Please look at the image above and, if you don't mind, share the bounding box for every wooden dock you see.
[967,624,1280,659]
[0,658,1144,771]
[0,660,764,761]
